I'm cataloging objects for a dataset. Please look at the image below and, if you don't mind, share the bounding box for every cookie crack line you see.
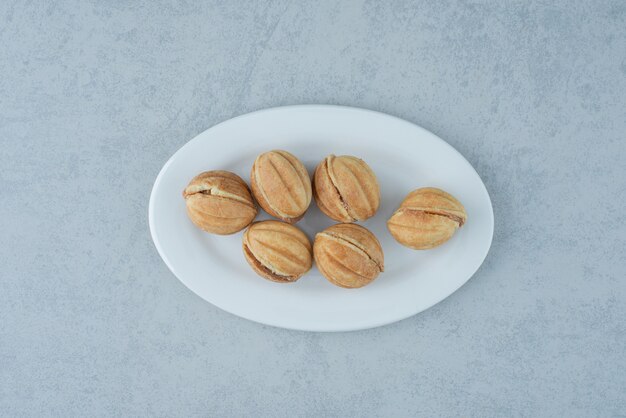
[342,161,374,215]
[324,249,377,282]
[395,207,465,227]
[324,157,355,221]
[184,184,254,207]
[243,243,296,282]
[317,232,383,272]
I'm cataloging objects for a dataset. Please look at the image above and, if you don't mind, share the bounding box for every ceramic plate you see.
[149,105,494,331]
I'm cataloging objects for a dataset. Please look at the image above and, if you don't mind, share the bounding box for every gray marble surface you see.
[1,1,625,417]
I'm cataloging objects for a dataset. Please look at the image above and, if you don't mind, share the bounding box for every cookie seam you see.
[317,231,383,272]
[324,156,355,222]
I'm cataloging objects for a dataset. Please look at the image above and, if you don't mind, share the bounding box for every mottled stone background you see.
[1,1,625,416]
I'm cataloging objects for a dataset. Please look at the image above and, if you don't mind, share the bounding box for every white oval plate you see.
[149,105,494,332]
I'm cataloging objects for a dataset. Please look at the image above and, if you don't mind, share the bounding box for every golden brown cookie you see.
[243,220,312,283]
[250,150,312,223]
[183,171,257,235]
[313,155,380,222]
[387,187,467,249]
[313,223,384,289]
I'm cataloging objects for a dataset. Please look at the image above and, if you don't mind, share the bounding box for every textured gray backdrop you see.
[1,1,625,417]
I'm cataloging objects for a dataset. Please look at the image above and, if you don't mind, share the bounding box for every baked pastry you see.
[250,150,312,223]
[183,171,257,234]
[313,154,380,222]
[387,187,467,249]
[243,220,312,282]
[313,223,384,288]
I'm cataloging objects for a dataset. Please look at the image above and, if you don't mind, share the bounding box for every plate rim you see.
[149,104,495,332]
